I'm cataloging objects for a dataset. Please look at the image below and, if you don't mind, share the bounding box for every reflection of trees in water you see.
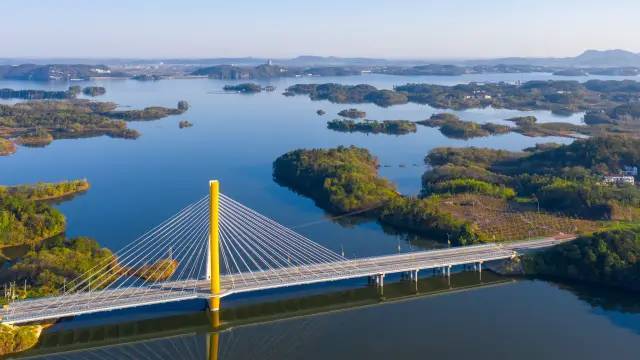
[551,280,640,335]
[554,281,640,313]
[378,221,443,250]
[27,333,207,359]
[219,318,319,360]
[24,272,506,359]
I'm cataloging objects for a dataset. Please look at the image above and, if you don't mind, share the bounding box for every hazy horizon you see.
[4,0,640,59]
[0,49,637,61]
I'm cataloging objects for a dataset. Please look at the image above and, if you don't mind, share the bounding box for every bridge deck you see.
[0,239,570,325]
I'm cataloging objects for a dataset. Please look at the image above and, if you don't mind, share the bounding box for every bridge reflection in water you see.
[14,272,511,359]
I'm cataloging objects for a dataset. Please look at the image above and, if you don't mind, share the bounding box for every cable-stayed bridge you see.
[0,181,573,325]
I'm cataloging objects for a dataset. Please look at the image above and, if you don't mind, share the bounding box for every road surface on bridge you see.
[0,236,574,324]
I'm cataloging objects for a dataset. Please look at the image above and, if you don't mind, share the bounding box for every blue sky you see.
[4,0,639,58]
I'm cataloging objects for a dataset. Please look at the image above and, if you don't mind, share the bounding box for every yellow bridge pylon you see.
[209,180,221,312]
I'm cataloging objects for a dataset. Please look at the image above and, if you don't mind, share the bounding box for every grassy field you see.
[436,194,602,242]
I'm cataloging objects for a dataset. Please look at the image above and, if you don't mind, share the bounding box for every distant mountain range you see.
[1,49,640,71]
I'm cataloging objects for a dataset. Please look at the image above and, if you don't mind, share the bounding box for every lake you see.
[2,73,640,358]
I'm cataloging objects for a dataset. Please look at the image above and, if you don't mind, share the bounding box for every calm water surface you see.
[19,278,640,359]
[2,73,640,358]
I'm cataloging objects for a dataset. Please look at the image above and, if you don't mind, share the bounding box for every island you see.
[179,120,193,128]
[223,83,263,93]
[417,113,510,139]
[284,79,640,139]
[0,99,189,155]
[316,109,326,116]
[286,83,408,107]
[273,146,481,245]
[82,86,106,97]
[284,79,640,138]
[337,108,366,119]
[105,100,189,121]
[327,119,417,135]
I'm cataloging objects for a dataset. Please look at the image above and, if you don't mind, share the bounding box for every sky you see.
[3,0,640,59]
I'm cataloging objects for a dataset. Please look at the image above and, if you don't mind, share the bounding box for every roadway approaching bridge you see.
[0,181,574,325]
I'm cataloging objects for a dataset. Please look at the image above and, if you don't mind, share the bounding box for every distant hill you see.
[465,49,640,68]
[1,49,639,73]
[572,49,640,67]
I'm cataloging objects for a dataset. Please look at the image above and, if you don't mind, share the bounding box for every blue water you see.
[0,75,576,256]
[2,73,640,357]
[37,279,640,360]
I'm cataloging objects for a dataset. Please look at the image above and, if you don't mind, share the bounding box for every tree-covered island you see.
[0,100,189,155]
[285,80,640,138]
[223,83,263,93]
[274,146,483,245]
[81,86,106,97]
[327,119,417,135]
[337,108,366,119]
[417,113,510,139]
